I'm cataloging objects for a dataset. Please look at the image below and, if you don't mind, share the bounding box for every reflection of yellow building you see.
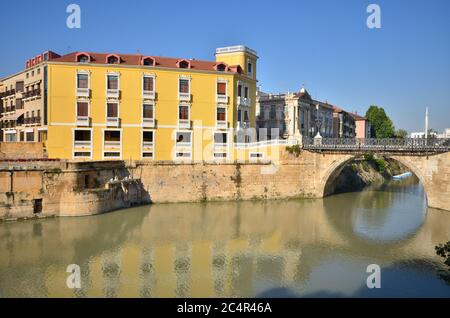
[1,45,265,161]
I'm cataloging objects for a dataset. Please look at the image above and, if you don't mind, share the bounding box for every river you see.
[0,177,449,297]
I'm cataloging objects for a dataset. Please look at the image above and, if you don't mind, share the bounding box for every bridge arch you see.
[319,154,429,201]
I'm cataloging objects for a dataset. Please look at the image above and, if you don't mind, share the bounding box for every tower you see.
[425,107,429,139]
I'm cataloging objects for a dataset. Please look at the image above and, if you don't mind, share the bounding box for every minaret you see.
[425,107,429,139]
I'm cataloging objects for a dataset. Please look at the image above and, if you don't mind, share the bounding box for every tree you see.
[365,105,395,138]
[394,129,408,139]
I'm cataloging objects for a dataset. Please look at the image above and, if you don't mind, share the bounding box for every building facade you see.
[351,113,371,139]
[1,45,260,161]
[256,86,355,141]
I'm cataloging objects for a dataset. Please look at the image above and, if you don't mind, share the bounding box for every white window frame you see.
[216,79,228,104]
[142,73,155,100]
[106,72,120,99]
[174,130,192,161]
[102,128,122,160]
[178,76,191,102]
[142,102,155,128]
[75,100,90,126]
[216,105,228,130]
[106,101,120,127]
[141,129,155,159]
[76,70,90,97]
[72,128,93,159]
[213,131,229,161]
[178,103,191,129]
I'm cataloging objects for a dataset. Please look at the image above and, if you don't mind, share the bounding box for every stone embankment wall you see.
[0,142,45,159]
[1,150,449,220]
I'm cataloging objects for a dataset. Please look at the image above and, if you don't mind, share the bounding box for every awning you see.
[1,109,25,121]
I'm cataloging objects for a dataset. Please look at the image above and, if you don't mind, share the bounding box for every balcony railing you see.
[178,92,190,102]
[217,94,228,104]
[237,96,251,107]
[74,140,92,147]
[76,116,90,126]
[178,119,191,129]
[142,117,155,128]
[77,88,90,98]
[107,89,120,99]
[106,117,120,127]
[22,89,41,100]
[216,120,228,130]
[302,137,450,153]
[143,90,155,100]
[143,141,154,148]
[104,140,121,147]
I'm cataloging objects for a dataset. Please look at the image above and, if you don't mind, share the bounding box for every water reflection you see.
[0,180,449,297]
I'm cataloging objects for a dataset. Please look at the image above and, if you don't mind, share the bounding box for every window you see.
[77,54,90,63]
[107,74,118,90]
[77,102,89,117]
[270,105,276,119]
[237,84,242,97]
[143,104,154,119]
[16,81,24,92]
[217,82,226,96]
[142,57,155,66]
[31,71,34,77]
[178,60,190,69]
[107,103,118,118]
[179,79,189,93]
[238,109,242,122]
[74,130,92,152]
[26,132,34,142]
[77,73,89,89]
[216,63,227,72]
[107,55,120,64]
[247,60,253,75]
[217,107,226,121]
[178,105,190,128]
[143,131,154,144]
[37,110,40,119]
[176,132,191,145]
[244,86,249,98]
[214,132,227,145]
[37,68,41,75]
[143,76,154,92]
[26,73,29,79]
[104,130,120,141]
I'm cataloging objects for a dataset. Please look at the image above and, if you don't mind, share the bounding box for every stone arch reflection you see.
[323,179,427,246]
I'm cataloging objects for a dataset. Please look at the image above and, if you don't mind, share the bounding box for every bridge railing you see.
[302,137,450,152]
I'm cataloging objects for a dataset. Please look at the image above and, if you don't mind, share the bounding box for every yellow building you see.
[1,45,265,161]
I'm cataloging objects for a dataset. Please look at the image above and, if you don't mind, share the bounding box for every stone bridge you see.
[299,138,450,211]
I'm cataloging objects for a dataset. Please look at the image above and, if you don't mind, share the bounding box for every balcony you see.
[77,88,90,98]
[178,119,191,129]
[22,89,41,101]
[74,140,92,148]
[106,117,120,127]
[142,117,155,128]
[178,92,190,102]
[76,116,90,126]
[216,94,228,104]
[237,96,251,107]
[143,90,155,100]
[107,89,120,99]
[216,120,228,130]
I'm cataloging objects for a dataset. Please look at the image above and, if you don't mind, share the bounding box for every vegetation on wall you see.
[286,144,302,157]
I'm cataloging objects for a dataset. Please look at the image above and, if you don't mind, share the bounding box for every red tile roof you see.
[48,51,240,73]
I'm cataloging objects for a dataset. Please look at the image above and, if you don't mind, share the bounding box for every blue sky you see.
[1,0,449,132]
